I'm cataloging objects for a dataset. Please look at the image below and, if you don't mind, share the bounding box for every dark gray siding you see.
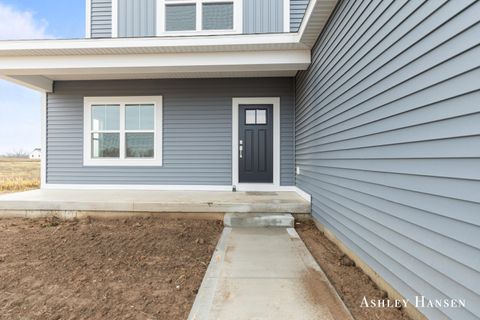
[243,0,284,33]
[118,0,156,37]
[90,0,112,38]
[290,0,309,32]
[295,0,480,319]
[47,78,295,186]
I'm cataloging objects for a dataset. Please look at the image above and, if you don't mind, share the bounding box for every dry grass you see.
[0,158,40,193]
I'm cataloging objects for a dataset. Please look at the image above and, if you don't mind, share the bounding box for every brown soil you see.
[301,267,352,320]
[296,219,413,320]
[0,216,223,320]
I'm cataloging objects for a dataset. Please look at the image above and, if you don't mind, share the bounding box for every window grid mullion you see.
[119,104,126,160]
[91,130,120,133]
[196,0,202,31]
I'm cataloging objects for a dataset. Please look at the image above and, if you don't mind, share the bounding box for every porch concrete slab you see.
[224,212,294,228]
[0,189,310,217]
[188,228,353,320]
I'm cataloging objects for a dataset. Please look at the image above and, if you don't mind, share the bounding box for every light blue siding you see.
[290,0,309,32]
[46,78,295,186]
[118,0,156,37]
[295,0,480,319]
[243,0,284,33]
[91,0,112,38]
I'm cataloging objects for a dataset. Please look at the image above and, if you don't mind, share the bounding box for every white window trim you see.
[232,97,280,189]
[112,0,119,37]
[157,0,242,36]
[83,96,163,166]
[283,0,290,32]
[86,0,92,38]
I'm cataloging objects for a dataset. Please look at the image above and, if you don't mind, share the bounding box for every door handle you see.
[239,145,243,158]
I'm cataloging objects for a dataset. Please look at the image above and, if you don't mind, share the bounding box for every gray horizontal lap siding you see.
[290,0,309,32]
[91,0,112,38]
[243,0,284,33]
[295,0,480,319]
[46,78,295,186]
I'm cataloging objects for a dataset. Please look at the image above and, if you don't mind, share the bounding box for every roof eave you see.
[0,0,337,92]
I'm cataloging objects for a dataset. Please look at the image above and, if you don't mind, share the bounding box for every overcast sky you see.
[0,0,84,154]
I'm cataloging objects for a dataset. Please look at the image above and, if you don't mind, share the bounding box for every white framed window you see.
[83,96,163,166]
[157,0,242,35]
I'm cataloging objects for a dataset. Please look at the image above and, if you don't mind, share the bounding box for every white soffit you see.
[0,33,306,56]
[47,71,298,81]
[299,0,338,47]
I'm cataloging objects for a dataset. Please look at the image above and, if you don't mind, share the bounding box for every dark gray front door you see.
[239,104,273,183]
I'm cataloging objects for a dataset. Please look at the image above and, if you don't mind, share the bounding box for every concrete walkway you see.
[188,227,353,320]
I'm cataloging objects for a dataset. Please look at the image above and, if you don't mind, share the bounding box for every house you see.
[29,148,41,160]
[0,0,478,319]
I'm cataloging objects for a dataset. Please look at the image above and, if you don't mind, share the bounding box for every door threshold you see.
[234,184,293,192]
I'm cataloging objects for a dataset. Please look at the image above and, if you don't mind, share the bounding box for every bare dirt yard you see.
[0,158,40,193]
[296,219,413,320]
[0,216,223,320]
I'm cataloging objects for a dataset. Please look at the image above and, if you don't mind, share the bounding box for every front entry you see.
[238,104,274,183]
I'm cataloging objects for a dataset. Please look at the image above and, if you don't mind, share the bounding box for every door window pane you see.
[92,133,120,158]
[245,110,256,124]
[126,133,155,158]
[203,3,233,30]
[256,109,267,124]
[91,105,120,131]
[126,104,155,130]
[166,4,196,31]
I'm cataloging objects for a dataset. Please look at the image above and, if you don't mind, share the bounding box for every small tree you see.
[3,149,30,158]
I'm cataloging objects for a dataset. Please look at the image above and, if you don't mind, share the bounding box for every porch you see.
[0,189,310,219]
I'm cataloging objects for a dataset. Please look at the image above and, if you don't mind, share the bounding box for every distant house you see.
[29,148,41,160]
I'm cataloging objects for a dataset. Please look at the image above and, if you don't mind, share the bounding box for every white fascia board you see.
[0,33,304,54]
[0,50,311,75]
[0,75,53,92]
[298,0,338,47]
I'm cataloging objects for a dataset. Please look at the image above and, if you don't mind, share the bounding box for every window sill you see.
[158,29,240,37]
[83,159,163,167]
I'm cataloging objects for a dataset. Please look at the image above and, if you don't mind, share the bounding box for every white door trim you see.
[232,97,280,189]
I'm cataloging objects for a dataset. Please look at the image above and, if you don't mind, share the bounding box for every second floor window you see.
[112,0,241,37]
[163,0,235,32]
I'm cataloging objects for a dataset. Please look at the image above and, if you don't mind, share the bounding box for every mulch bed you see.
[296,219,413,320]
[0,216,223,320]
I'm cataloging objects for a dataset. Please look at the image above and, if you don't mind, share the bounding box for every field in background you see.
[0,158,40,193]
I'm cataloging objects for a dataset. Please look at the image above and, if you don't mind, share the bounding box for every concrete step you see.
[224,212,294,228]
